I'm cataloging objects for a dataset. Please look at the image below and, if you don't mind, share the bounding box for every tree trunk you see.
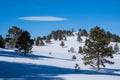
[97,53,100,71]
[24,45,27,56]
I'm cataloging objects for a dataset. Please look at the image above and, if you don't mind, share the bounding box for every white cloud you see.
[19,16,68,21]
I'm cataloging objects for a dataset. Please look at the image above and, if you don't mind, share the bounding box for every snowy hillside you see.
[0,35,120,80]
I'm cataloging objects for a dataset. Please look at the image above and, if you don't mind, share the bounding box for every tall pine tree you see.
[16,31,34,56]
[83,26,114,71]
[35,37,40,46]
[0,35,5,48]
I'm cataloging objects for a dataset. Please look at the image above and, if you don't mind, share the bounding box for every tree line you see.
[0,26,120,70]
[0,26,34,56]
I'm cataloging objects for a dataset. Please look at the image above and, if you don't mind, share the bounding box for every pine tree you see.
[40,40,45,46]
[16,31,34,56]
[35,37,40,46]
[77,34,82,42]
[46,36,51,43]
[8,38,16,48]
[59,35,63,40]
[6,26,22,48]
[60,41,65,47]
[0,35,5,48]
[79,29,88,37]
[114,43,119,53]
[83,26,114,71]
[72,55,76,60]
[78,46,83,53]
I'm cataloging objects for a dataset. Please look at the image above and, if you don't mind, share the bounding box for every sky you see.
[0,0,120,38]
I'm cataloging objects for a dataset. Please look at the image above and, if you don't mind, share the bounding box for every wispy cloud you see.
[18,16,68,21]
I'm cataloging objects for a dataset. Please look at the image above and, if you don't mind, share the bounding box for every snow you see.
[0,35,120,80]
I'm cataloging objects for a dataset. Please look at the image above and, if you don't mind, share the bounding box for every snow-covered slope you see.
[0,35,120,80]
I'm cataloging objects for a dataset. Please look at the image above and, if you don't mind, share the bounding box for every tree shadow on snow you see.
[0,51,72,61]
[0,51,55,60]
[0,61,120,80]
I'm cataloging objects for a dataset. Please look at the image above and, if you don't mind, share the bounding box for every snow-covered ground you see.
[0,35,120,80]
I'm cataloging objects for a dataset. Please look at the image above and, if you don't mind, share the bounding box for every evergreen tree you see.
[7,26,22,39]
[8,38,16,48]
[77,34,82,42]
[78,46,83,53]
[16,31,34,56]
[60,41,65,47]
[114,43,119,53]
[6,26,22,48]
[79,29,88,37]
[0,35,5,48]
[59,35,63,40]
[42,36,47,40]
[83,26,114,71]
[49,30,73,40]
[35,37,40,46]
[63,35,67,41]
[72,55,76,60]
[46,36,51,43]
[40,40,45,46]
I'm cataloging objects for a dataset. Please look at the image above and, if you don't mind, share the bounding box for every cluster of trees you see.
[1,26,120,71]
[35,37,45,46]
[0,26,34,56]
[34,30,74,46]
[78,29,88,37]
[77,29,88,42]
[49,30,73,40]
[106,31,120,42]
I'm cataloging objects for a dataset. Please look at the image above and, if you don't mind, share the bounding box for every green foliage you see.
[6,26,22,48]
[77,33,82,42]
[40,40,45,46]
[0,35,5,48]
[50,30,73,40]
[83,26,114,71]
[7,26,22,39]
[60,41,65,47]
[16,31,34,56]
[8,38,16,48]
[72,55,76,60]
[46,36,51,43]
[78,46,83,53]
[78,29,88,37]
[35,37,40,46]
[106,31,120,42]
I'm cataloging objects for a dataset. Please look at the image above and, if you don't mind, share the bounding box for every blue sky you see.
[0,0,120,38]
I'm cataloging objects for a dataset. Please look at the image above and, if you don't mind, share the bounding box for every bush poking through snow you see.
[70,47,75,53]
[72,55,76,60]
[74,64,80,72]
[49,52,52,55]
[78,46,83,53]
[60,41,65,48]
